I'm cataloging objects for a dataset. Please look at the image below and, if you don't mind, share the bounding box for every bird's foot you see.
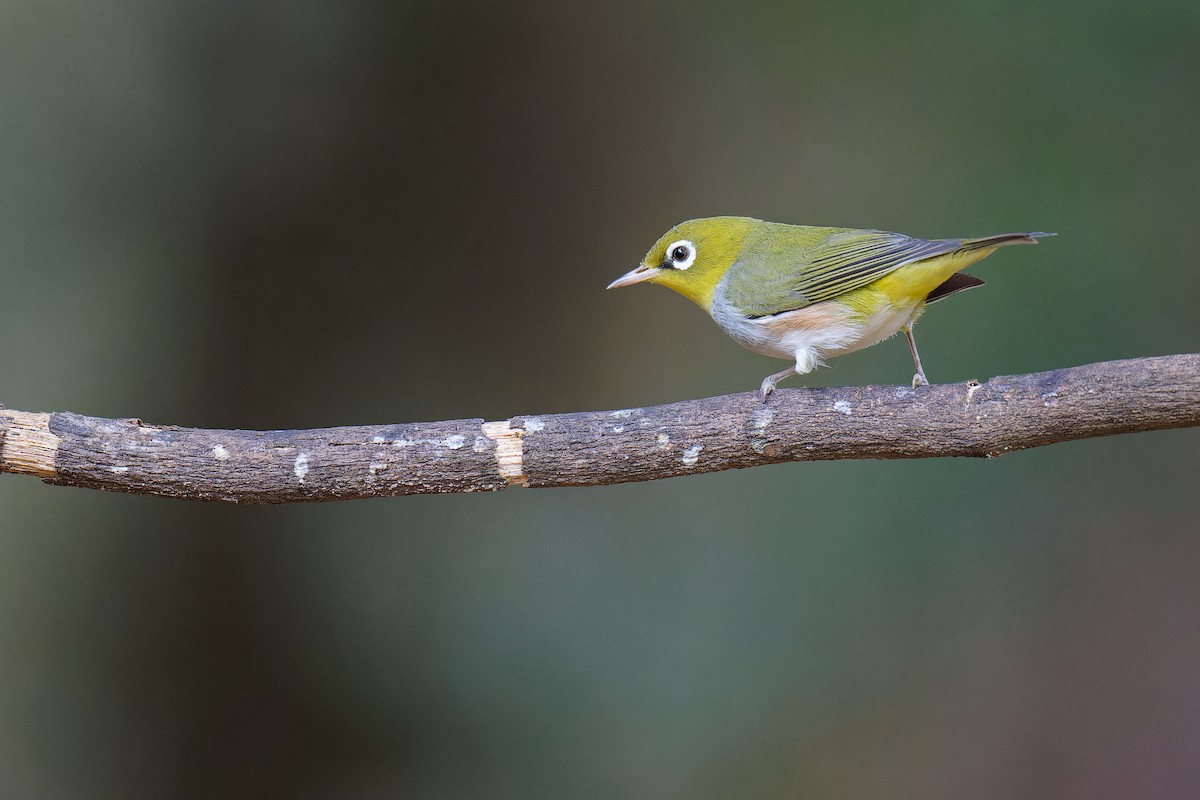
[760,367,797,402]
[911,371,929,389]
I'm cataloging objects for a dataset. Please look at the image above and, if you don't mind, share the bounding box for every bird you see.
[607,217,1053,400]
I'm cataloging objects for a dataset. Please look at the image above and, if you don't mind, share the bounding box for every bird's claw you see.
[911,372,929,389]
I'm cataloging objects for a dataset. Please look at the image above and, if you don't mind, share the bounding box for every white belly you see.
[822,302,917,356]
[711,290,919,373]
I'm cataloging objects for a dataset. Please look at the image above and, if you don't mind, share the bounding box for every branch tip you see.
[0,410,59,479]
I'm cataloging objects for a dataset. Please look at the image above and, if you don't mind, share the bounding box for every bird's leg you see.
[902,324,929,388]
[759,367,796,402]
[760,350,818,401]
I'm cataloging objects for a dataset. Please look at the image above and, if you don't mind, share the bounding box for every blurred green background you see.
[2,1,1199,797]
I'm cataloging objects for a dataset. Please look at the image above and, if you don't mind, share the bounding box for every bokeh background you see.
[2,1,1199,797]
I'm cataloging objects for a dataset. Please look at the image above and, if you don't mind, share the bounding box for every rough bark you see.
[2,354,1197,504]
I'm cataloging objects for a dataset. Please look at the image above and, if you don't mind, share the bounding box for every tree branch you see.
[2,354,1197,504]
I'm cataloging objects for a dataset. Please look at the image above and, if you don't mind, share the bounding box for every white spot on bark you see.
[212,445,230,461]
[369,461,389,474]
[524,417,545,432]
[750,407,775,454]
[372,435,388,444]
[833,400,853,416]
[965,380,983,409]
[294,453,310,483]
[110,466,129,474]
[390,434,468,450]
[656,432,671,449]
[751,407,774,430]
[681,444,704,467]
[612,425,625,434]
[610,409,634,419]
[1042,391,1060,408]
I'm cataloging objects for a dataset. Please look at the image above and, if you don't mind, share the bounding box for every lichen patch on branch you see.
[293,453,310,483]
[748,406,775,455]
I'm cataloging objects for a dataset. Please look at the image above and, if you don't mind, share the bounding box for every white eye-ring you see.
[665,239,697,270]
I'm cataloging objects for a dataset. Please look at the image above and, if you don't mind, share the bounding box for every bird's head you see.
[607,217,760,312]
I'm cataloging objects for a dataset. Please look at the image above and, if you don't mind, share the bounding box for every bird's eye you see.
[665,239,696,270]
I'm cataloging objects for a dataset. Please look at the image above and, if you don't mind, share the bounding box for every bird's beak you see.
[606,264,660,290]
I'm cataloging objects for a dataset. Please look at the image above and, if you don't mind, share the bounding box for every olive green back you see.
[721,223,963,318]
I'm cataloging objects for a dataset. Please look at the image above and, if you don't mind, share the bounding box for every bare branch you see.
[2,354,1197,503]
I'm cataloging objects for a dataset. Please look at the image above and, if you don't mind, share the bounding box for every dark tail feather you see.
[927,231,1052,304]
[960,231,1056,251]
[926,272,985,304]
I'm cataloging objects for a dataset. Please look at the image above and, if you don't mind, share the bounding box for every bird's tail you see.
[959,231,1056,251]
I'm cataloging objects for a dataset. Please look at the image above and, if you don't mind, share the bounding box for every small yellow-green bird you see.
[607,217,1053,399]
